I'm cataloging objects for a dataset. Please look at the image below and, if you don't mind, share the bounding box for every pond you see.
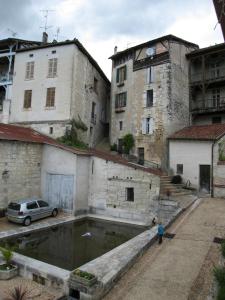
[0,218,146,270]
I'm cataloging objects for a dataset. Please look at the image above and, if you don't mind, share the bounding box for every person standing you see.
[157,222,164,244]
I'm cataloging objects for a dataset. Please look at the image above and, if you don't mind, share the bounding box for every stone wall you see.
[88,157,160,224]
[0,141,42,208]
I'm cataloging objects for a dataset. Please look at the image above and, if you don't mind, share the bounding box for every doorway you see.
[138,147,144,165]
[199,165,211,193]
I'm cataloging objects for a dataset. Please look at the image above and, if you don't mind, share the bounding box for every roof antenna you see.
[7,28,17,37]
[40,9,54,33]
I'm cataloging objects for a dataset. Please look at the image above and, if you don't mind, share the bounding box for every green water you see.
[0,219,145,270]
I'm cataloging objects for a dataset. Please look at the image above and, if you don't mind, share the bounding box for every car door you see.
[26,201,40,220]
[37,200,52,218]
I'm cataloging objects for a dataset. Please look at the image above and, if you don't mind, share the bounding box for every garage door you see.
[46,174,74,211]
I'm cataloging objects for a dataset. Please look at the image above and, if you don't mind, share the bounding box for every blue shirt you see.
[158,224,164,236]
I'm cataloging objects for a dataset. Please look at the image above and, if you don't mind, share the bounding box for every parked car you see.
[7,199,58,226]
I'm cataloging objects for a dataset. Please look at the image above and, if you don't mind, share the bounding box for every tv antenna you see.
[7,28,17,37]
[40,9,55,32]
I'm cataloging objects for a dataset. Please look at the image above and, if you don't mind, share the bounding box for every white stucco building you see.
[10,38,110,147]
[169,123,225,197]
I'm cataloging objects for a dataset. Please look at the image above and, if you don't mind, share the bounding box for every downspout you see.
[211,140,216,198]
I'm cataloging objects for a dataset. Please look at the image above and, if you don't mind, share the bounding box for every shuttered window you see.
[46,87,55,107]
[115,92,127,108]
[116,65,127,83]
[23,90,32,108]
[142,117,154,134]
[48,58,57,77]
[25,62,34,80]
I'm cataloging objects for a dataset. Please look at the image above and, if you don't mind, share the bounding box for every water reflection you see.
[0,219,145,270]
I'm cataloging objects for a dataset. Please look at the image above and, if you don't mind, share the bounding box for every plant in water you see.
[122,133,134,154]
[0,246,13,267]
[4,285,30,300]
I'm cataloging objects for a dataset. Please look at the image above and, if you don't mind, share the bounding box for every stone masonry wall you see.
[0,141,42,208]
[214,136,225,198]
[88,157,160,224]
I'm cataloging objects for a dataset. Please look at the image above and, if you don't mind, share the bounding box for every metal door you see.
[46,174,74,211]
[199,165,211,193]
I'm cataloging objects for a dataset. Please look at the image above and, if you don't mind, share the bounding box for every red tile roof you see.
[0,123,161,176]
[169,124,225,141]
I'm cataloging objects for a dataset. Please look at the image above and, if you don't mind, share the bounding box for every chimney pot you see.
[42,32,48,44]
[114,46,118,54]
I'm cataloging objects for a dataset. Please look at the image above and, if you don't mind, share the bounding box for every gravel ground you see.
[0,276,63,300]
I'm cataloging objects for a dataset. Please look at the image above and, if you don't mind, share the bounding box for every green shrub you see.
[0,247,13,266]
[74,269,96,280]
[217,285,225,300]
[110,143,117,151]
[214,266,225,286]
[122,134,134,154]
[221,241,225,258]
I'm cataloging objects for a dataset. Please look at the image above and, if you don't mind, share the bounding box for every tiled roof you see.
[169,124,225,141]
[90,149,162,176]
[0,123,89,156]
[0,124,161,176]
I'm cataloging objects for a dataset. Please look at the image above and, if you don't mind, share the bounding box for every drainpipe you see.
[211,140,216,198]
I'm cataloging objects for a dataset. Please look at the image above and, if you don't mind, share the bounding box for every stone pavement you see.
[104,197,225,300]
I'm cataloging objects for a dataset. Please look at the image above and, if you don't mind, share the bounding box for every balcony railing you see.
[190,67,225,83]
[91,113,96,125]
[191,97,225,112]
[0,74,13,85]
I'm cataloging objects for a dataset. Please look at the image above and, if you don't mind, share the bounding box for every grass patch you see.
[0,263,15,270]
[214,267,225,286]
[221,241,225,258]
[217,285,225,300]
[73,269,96,280]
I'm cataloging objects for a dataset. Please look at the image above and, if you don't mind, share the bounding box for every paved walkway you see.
[104,197,225,300]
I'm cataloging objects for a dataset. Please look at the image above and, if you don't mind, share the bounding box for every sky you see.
[0,0,223,79]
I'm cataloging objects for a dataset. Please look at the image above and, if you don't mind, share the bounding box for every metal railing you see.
[190,67,225,83]
[191,97,225,111]
[122,154,161,169]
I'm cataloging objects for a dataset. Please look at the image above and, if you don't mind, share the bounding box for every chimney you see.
[42,32,48,44]
[114,46,118,54]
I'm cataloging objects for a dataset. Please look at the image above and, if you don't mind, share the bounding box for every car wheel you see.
[52,209,58,217]
[23,217,31,226]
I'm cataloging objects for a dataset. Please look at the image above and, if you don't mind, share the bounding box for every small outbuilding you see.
[169,124,225,197]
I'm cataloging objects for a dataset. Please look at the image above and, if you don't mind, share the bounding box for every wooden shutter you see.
[116,69,119,83]
[150,118,154,134]
[142,119,146,134]
[142,92,146,107]
[124,65,127,80]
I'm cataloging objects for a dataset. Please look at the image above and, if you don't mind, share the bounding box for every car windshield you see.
[8,203,21,211]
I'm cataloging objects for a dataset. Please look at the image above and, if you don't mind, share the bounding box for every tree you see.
[122,134,134,154]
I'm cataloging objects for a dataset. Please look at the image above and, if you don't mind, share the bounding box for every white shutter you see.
[150,66,154,83]
[142,92,147,108]
[146,68,150,84]
[142,119,146,134]
[150,118,154,134]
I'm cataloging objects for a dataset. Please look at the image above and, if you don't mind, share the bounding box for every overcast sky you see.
[0,0,223,78]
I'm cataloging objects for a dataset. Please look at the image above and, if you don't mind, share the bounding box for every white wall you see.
[169,140,212,188]
[88,156,160,223]
[41,145,77,213]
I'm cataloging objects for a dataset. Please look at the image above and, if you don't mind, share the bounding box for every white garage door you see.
[46,173,74,211]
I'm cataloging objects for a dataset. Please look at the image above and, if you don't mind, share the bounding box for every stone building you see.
[10,37,110,147]
[0,38,40,124]
[109,34,198,170]
[187,43,225,125]
[0,123,161,224]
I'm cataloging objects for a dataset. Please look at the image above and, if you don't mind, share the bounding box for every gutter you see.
[211,140,216,197]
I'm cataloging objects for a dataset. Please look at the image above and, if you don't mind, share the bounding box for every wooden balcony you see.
[190,67,225,85]
[191,97,225,114]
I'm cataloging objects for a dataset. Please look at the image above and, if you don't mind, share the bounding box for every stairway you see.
[160,175,193,198]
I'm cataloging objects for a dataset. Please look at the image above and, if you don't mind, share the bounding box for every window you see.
[91,102,96,124]
[49,127,53,134]
[90,126,93,136]
[142,117,154,134]
[119,121,123,130]
[115,92,127,108]
[0,99,3,111]
[48,58,57,77]
[29,54,33,57]
[51,50,56,54]
[116,65,127,84]
[212,89,220,107]
[23,90,32,109]
[177,164,183,175]
[126,188,134,202]
[138,147,144,165]
[212,116,222,124]
[147,67,154,83]
[94,77,98,94]
[46,87,55,107]
[146,90,153,107]
[37,200,49,207]
[27,201,38,210]
[25,62,34,80]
